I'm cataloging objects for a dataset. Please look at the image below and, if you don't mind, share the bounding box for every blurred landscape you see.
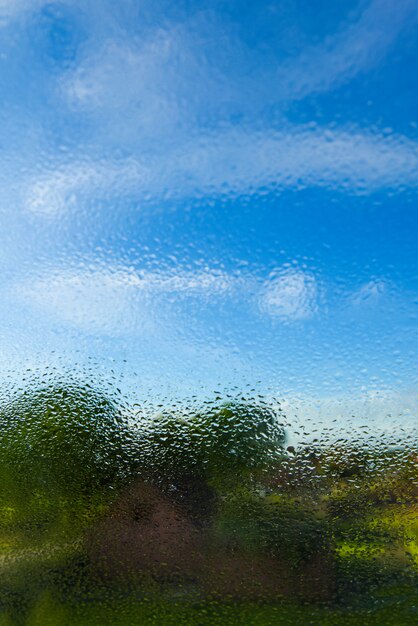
[0,378,416,625]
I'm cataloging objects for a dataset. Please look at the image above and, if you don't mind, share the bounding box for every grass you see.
[1,591,415,626]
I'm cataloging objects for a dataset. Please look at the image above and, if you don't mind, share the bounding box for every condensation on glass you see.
[0,1,416,624]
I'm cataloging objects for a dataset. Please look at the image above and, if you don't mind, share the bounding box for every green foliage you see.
[0,382,131,498]
[137,401,286,485]
[213,487,331,565]
[0,380,416,621]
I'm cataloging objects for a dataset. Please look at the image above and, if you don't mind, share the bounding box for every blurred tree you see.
[132,400,286,525]
[0,380,132,500]
[138,400,286,486]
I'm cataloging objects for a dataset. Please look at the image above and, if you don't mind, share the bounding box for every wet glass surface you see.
[0,1,417,624]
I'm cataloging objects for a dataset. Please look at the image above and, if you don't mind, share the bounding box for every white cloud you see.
[10,266,234,334]
[25,159,149,216]
[171,125,418,195]
[8,262,322,336]
[61,17,237,146]
[7,1,418,215]
[67,33,176,107]
[275,0,418,101]
[61,0,418,127]
[260,269,318,321]
[351,279,389,305]
[24,125,418,215]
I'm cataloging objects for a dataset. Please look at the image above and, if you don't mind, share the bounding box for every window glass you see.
[0,1,416,623]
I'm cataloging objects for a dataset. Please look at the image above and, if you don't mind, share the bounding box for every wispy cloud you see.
[9,266,235,334]
[8,263,323,335]
[275,0,418,101]
[64,33,183,141]
[3,1,417,214]
[171,125,418,194]
[24,125,418,215]
[260,269,318,321]
[61,0,418,124]
[25,159,149,216]
[350,279,389,305]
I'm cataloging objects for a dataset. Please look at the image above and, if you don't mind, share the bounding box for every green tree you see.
[138,400,286,486]
[0,380,131,499]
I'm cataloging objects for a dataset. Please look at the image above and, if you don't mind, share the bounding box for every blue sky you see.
[0,0,417,436]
